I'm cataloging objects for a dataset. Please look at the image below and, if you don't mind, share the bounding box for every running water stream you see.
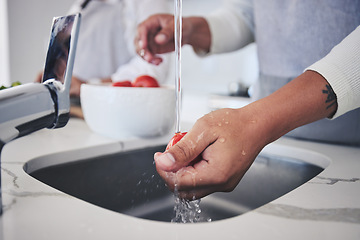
[174,0,182,134]
[171,0,211,223]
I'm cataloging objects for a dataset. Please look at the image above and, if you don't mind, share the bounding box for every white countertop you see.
[1,95,360,239]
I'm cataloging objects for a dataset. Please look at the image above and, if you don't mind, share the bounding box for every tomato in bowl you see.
[112,75,160,88]
[80,84,175,139]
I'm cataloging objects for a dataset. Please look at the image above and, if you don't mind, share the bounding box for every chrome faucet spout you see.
[0,82,57,144]
[0,13,80,217]
[0,13,80,144]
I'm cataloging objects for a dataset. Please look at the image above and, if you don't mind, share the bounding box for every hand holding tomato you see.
[154,108,268,200]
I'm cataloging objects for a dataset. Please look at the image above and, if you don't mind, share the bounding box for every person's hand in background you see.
[135,14,175,65]
[135,14,211,65]
[69,76,86,97]
[35,71,43,83]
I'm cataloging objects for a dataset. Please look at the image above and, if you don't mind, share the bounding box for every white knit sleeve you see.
[306,25,360,119]
[204,0,255,54]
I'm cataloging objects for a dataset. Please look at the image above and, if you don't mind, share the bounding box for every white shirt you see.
[205,0,360,119]
[69,0,171,83]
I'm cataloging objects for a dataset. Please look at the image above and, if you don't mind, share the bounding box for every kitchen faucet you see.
[0,13,81,215]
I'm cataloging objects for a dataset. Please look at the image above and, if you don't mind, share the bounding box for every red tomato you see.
[112,80,133,87]
[166,132,187,151]
[132,75,160,88]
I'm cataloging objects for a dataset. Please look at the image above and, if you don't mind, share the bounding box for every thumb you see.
[154,130,211,172]
[154,30,172,45]
[154,15,175,45]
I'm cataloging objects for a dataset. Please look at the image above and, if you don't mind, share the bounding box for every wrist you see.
[230,106,275,152]
[184,17,211,53]
[244,71,338,145]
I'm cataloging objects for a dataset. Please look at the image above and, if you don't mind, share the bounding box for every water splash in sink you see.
[25,144,326,223]
[172,198,211,223]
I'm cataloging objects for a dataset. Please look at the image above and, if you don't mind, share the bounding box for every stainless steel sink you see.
[24,144,324,222]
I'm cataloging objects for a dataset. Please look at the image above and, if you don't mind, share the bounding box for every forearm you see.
[247,70,337,145]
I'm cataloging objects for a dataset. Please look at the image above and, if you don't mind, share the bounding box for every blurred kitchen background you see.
[1,0,258,95]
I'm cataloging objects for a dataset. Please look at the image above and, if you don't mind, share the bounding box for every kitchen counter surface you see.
[1,115,360,239]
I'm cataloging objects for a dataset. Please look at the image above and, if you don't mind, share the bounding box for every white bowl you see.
[80,84,175,139]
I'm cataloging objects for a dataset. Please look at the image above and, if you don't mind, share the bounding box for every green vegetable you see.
[0,81,22,90]
[11,81,21,87]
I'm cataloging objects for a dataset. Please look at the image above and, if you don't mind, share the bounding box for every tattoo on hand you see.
[322,84,336,109]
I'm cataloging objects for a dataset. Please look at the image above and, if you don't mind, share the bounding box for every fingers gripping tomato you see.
[166,132,187,151]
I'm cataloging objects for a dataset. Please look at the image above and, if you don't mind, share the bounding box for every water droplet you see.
[196,131,205,143]
[189,139,195,149]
